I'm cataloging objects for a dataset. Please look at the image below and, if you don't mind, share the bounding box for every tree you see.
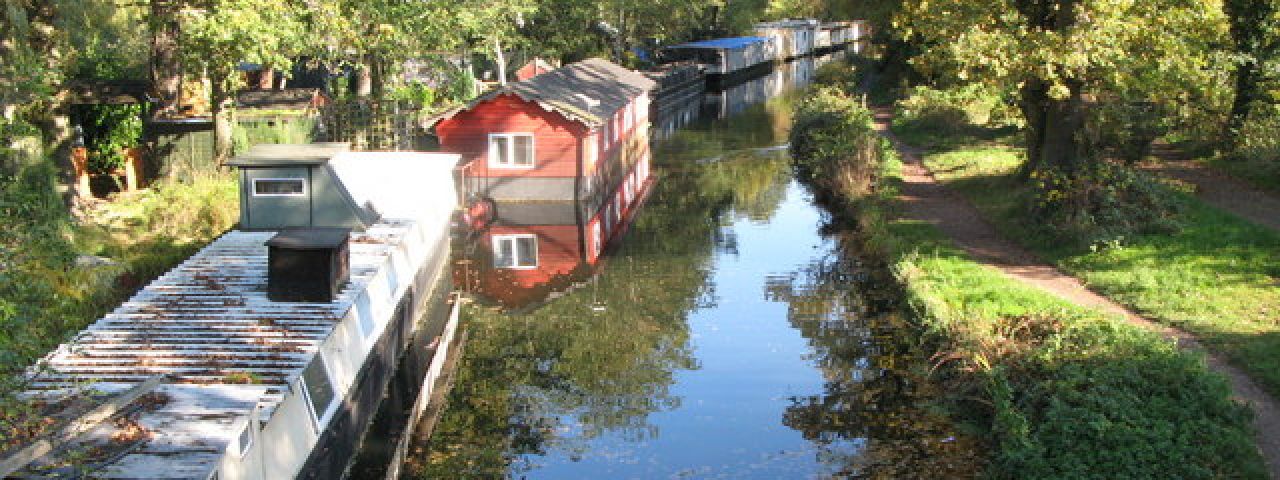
[178,0,305,163]
[1223,0,1280,147]
[901,0,1224,176]
[150,0,184,118]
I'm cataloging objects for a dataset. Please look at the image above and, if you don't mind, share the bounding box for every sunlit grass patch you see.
[919,139,1280,401]
[877,215,1266,479]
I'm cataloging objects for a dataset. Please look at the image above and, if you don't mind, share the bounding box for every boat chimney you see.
[266,227,351,302]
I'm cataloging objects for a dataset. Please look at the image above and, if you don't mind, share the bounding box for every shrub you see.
[1084,101,1171,164]
[813,59,860,94]
[789,86,884,198]
[1029,162,1185,247]
[897,85,1019,132]
[1219,104,1280,191]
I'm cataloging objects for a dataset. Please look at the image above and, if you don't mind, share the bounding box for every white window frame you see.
[233,418,254,458]
[491,234,538,270]
[298,354,340,432]
[591,222,603,259]
[624,173,635,203]
[252,178,306,197]
[488,133,536,169]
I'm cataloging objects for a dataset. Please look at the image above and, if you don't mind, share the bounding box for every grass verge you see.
[1205,155,1280,196]
[904,123,1280,403]
[791,90,1266,477]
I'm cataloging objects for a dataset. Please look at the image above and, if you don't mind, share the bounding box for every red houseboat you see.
[434,58,656,210]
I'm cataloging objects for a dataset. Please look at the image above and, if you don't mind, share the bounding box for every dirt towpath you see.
[871,110,1280,478]
[1142,144,1280,232]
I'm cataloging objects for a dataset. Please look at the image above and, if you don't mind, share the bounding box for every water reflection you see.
[415,50,980,478]
[653,51,844,141]
[768,232,985,478]
[457,202,604,312]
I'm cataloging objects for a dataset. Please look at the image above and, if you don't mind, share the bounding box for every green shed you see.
[227,143,462,231]
[226,143,374,230]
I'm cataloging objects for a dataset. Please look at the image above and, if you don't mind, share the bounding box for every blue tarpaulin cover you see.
[666,36,769,50]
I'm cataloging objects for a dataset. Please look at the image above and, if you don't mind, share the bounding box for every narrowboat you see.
[753,19,819,60]
[661,37,777,89]
[18,144,462,480]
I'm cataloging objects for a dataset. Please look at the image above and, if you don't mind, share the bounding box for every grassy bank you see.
[898,121,1280,402]
[1206,155,1280,195]
[0,165,237,446]
[790,87,1266,477]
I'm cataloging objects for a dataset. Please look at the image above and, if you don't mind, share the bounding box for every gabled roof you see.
[432,58,656,129]
[236,88,326,111]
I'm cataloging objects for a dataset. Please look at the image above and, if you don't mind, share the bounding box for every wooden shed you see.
[433,58,657,214]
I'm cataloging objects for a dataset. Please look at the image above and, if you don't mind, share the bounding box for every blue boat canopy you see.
[666,36,770,50]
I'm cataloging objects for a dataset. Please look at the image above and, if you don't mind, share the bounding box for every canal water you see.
[411,54,982,478]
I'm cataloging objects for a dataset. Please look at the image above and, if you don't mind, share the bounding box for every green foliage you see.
[1085,101,1171,164]
[232,117,316,154]
[789,86,884,197]
[1215,103,1280,192]
[78,104,144,173]
[179,0,306,97]
[1027,162,1186,247]
[386,82,437,109]
[813,60,860,93]
[896,85,1020,135]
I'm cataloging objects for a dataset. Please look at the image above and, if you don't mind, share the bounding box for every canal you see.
[410,54,982,478]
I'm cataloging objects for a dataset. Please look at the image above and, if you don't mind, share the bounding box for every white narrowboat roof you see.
[21,219,417,475]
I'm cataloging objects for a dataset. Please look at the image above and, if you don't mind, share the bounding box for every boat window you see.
[488,133,535,168]
[492,234,538,269]
[236,421,253,458]
[300,354,338,430]
[252,178,305,197]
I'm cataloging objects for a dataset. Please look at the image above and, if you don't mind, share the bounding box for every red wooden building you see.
[434,58,656,210]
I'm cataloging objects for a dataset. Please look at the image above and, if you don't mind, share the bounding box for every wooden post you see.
[0,376,165,477]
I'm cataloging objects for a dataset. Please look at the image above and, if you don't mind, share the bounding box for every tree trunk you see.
[150,0,183,118]
[211,81,234,165]
[257,66,275,90]
[1225,61,1258,149]
[369,56,385,99]
[494,39,507,86]
[353,61,373,97]
[1019,78,1089,177]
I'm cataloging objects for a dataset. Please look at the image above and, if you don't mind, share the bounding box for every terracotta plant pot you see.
[71,146,92,197]
[120,147,145,191]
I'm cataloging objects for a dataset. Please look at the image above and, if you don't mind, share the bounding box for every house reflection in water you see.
[457,191,651,311]
[433,58,659,311]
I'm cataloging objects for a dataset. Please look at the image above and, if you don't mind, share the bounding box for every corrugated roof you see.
[22,219,421,476]
[666,36,771,51]
[431,58,656,128]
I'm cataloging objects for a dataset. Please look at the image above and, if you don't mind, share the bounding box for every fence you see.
[318,100,433,151]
